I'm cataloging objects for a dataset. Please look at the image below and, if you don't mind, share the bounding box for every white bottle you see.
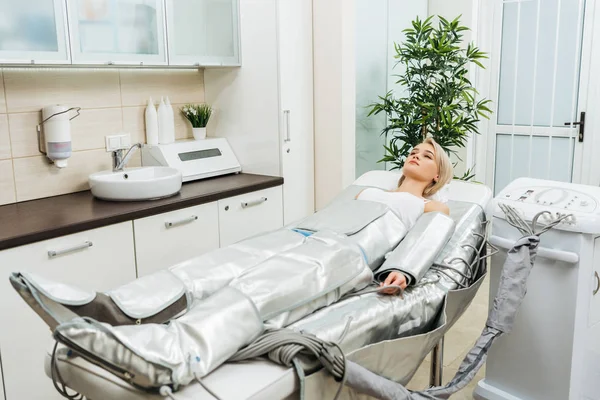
[164,96,175,143]
[145,97,159,145]
[157,97,170,144]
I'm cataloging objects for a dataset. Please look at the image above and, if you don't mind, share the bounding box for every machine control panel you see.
[502,187,598,213]
[493,178,600,234]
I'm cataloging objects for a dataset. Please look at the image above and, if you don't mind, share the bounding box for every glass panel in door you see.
[492,0,586,195]
[68,0,167,65]
[0,0,70,63]
[166,0,240,66]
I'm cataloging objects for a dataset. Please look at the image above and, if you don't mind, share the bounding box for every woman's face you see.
[403,142,439,183]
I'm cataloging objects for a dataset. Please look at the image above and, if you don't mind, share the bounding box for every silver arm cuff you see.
[374,212,456,285]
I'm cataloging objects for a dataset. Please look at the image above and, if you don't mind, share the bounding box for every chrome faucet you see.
[112,143,143,172]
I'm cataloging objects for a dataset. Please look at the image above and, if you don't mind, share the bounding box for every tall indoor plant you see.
[368,15,492,179]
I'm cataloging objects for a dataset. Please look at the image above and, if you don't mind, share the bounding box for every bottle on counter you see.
[145,97,159,145]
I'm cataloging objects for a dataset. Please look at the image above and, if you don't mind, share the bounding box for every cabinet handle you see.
[594,271,599,296]
[48,241,93,259]
[283,110,291,142]
[165,215,198,229]
[241,197,268,209]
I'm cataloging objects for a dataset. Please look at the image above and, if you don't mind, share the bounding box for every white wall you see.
[313,0,356,209]
[428,0,477,178]
[204,0,281,176]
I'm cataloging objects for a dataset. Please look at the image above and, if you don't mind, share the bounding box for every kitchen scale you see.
[141,138,241,182]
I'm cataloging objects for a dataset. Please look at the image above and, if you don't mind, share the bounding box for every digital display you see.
[178,148,222,162]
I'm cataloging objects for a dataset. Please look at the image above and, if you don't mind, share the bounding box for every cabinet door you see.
[0,0,70,64]
[589,237,600,326]
[66,0,167,65]
[133,202,220,277]
[0,222,136,400]
[279,0,315,224]
[218,186,283,247]
[165,0,240,66]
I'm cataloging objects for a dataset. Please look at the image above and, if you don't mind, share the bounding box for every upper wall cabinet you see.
[165,0,240,66]
[67,0,167,65]
[0,0,71,64]
[0,0,241,67]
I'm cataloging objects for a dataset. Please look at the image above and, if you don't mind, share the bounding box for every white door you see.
[278,0,315,225]
[481,0,600,195]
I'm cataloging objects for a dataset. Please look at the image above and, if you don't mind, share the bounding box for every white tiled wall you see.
[0,68,205,204]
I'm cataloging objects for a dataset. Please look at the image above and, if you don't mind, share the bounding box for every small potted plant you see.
[181,103,213,140]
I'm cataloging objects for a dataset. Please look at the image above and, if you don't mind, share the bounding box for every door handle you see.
[594,271,599,296]
[165,215,198,228]
[241,197,267,209]
[564,111,585,142]
[283,110,291,143]
[48,241,93,258]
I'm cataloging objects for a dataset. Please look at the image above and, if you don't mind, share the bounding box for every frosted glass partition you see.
[166,0,240,66]
[0,0,70,62]
[354,0,427,178]
[497,0,585,126]
[68,0,167,64]
[355,0,388,178]
[494,134,574,195]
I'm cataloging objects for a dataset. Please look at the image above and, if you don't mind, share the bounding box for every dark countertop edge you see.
[0,175,283,252]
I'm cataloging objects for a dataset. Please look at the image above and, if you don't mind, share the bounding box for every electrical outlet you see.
[105,133,132,152]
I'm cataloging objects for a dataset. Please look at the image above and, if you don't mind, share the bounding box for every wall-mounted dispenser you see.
[37,105,81,168]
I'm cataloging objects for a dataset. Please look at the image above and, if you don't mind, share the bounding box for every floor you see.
[406,272,491,399]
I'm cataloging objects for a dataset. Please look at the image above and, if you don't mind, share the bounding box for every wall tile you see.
[13,149,112,202]
[9,108,123,158]
[0,160,16,205]
[120,70,204,107]
[0,71,6,114]
[0,114,11,159]
[122,104,193,144]
[3,69,121,113]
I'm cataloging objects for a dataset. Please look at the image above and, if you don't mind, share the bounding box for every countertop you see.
[0,173,283,251]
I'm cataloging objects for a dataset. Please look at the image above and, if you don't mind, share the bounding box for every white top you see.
[356,187,428,232]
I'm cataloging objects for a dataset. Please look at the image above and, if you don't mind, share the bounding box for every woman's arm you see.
[424,200,450,216]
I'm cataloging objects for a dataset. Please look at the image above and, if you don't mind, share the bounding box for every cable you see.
[50,341,84,400]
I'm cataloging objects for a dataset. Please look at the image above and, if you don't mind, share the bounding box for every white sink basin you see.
[89,167,183,201]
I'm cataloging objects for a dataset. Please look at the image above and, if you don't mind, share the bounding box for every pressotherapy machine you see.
[9,171,494,400]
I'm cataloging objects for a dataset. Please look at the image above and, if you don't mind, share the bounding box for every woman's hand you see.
[379,271,407,295]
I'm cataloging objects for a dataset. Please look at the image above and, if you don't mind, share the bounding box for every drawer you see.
[218,186,283,247]
[134,202,219,277]
[0,222,136,400]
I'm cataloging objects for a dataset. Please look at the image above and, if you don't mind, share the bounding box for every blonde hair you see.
[398,137,453,197]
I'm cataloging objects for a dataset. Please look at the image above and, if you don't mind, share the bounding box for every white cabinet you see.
[134,202,220,277]
[66,0,167,65]
[165,0,240,66]
[218,186,283,247]
[0,222,136,400]
[0,0,70,64]
[278,0,315,224]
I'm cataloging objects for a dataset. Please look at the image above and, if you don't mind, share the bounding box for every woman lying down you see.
[10,138,454,390]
